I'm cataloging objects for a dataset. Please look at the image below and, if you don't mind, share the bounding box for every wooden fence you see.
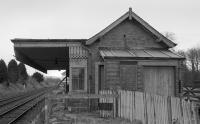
[99,90,117,118]
[99,90,199,124]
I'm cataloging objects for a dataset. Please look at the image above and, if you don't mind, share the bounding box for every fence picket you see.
[99,90,198,124]
[135,91,145,124]
[132,91,135,121]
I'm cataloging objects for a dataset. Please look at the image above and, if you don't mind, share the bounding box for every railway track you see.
[0,86,56,124]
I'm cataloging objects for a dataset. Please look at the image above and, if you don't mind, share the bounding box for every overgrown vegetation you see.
[0,59,29,86]
[177,48,200,86]
[8,59,19,83]
[0,59,8,83]
[18,62,28,85]
[32,72,44,83]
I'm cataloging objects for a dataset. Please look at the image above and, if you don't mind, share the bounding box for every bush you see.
[0,59,8,83]
[32,72,44,83]
[8,59,19,83]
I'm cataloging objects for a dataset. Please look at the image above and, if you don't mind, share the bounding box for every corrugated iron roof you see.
[99,48,184,59]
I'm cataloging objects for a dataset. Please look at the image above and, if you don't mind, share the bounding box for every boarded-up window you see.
[144,66,175,96]
[105,62,120,89]
[120,62,137,90]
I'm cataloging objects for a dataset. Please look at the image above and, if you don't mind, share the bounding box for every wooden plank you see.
[182,100,189,124]
[113,90,116,118]
[154,95,159,124]
[128,91,131,121]
[124,90,127,119]
[130,91,133,122]
[171,97,183,124]
[118,90,121,117]
[132,91,135,121]
[146,93,155,124]
[163,96,169,124]
[191,102,198,124]
[143,93,147,124]
[135,91,145,124]
[121,90,124,118]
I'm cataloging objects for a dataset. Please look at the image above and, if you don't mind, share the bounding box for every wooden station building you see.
[12,8,185,97]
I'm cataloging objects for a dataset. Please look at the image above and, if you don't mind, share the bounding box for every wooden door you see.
[144,66,175,96]
[99,65,104,90]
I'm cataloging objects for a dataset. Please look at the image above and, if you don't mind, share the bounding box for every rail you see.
[0,86,56,124]
[0,77,66,124]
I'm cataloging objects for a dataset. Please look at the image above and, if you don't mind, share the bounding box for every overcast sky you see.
[0,0,200,77]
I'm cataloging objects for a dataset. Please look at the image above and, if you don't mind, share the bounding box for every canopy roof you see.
[12,39,87,73]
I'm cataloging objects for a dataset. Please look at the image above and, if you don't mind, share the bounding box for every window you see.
[71,67,85,91]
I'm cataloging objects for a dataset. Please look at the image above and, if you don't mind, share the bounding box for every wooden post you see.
[65,46,69,94]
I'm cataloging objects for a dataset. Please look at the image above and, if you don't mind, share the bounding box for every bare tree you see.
[185,47,200,84]
[163,32,177,51]
[187,48,200,72]
[164,32,176,41]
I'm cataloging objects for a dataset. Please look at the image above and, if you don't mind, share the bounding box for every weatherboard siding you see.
[88,18,164,93]
[87,16,183,96]
[97,19,163,49]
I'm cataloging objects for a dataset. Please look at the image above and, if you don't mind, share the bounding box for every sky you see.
[0,0,200,77]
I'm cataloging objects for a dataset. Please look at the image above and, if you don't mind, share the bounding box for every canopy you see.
[12,39,86,73]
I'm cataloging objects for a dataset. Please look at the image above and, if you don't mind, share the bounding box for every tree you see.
[176,50,193,86]
[164,32,176,41]
[187,48,200,72]
[8,59,19,83]
[164,32,178,51]
[18,63,28,83]
[0,59,8,83]
[32,72,44,83]
[186,47,200,83]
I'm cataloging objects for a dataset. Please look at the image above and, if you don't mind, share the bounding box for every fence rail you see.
[99,90,199,124]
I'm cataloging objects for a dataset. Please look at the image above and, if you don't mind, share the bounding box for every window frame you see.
[69,60,87,93]
[71,67,85,91]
